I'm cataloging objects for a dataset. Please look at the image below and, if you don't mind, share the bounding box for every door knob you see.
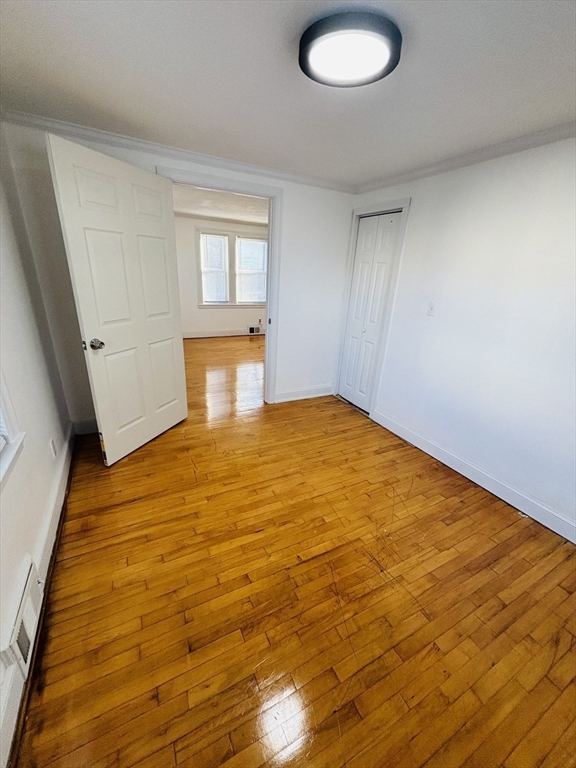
[90,338,105,350]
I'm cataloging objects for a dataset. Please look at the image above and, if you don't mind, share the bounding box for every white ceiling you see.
[1,0,575,189]
[173,184,269,224]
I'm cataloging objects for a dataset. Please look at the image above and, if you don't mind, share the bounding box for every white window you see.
[0,372,25,486]
[198,229,267,306]
[236,238,267,304]
[0,410,9,454]
[200,234,229,304]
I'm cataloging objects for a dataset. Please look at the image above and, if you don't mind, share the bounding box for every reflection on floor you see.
[202,338,264,422]
[14,336,576,768]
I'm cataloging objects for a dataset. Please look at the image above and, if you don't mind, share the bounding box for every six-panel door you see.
[48,134,188,465]
[339,212,401,411]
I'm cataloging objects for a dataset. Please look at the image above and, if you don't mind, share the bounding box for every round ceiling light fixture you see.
[299,11,402,87]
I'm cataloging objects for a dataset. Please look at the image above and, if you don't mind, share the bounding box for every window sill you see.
[0,432,25,489]
[197,304,266,309]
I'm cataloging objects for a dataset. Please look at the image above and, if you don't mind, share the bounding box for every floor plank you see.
[13,336,576,768]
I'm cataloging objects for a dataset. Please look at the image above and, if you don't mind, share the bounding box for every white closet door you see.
[339,212,400,411]
[47,134,188,466]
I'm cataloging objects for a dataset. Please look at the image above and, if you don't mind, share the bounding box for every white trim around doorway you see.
[156,166,282,405]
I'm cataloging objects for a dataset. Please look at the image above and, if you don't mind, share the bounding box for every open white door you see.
[47,134,188,466]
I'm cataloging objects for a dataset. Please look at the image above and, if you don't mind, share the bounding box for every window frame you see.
[196,224,268,308]
[235,236,268,305]
[198,232,230,305]
[0,371,26,488]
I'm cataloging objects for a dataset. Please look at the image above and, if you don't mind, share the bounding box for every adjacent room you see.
[173,184,269,342]
[0,1,575,767]
[174,183,270,420]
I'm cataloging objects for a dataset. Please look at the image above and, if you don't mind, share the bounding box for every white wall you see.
[175,215,268,337]
[2,120,353,415]
[0,145,72,764]
[355,138,576,540]
[2,123,95,427]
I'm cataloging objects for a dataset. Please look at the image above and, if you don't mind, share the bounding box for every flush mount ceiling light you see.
[299,11,402,87]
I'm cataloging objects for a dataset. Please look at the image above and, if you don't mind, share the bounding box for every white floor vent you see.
[0,561,42,678]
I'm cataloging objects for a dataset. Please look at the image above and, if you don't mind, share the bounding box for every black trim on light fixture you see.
[299,11,402,87]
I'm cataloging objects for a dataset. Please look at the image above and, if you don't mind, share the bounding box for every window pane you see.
[237,239,267,272]
[0,411,8,442]
[201,235,227,270]
[202,271,228,302]
[0,409,7,453]
[237,273,266,303]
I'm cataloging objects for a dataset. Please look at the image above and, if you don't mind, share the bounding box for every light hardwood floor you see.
[13,336,576,767]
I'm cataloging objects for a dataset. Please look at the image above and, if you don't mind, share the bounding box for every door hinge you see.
[82,340,87,350]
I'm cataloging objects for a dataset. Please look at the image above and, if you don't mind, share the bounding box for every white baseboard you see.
[0,663,25,768]
[371,410,576,543]
[74,419,98,435]
[1,424,74,768]
[35,423,74,581]
[183,330,266,338]
[274,385,335,403]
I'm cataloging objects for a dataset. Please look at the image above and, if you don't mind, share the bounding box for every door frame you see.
[156,166,282,405]
[336,197,411,416]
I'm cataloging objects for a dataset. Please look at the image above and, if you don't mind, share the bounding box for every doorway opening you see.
[48,134,283,465]
[172,183,270,418]
[156,166,283,403]
[173,184,269,335]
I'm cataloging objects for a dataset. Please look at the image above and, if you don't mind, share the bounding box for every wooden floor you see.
[14,336,576,768]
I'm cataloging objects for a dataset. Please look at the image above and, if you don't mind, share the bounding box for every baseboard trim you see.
[1,665,24,768]
[371,410,576,543]
[73,419,98,435]
[274,385,335,404]
[183,330,266,339]
[35,422,74,582]
[3,424,74,768]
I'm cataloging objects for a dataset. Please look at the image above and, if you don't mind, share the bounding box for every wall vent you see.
[2,561,42,678]
[16,623,31,664]
[248,325,262,335]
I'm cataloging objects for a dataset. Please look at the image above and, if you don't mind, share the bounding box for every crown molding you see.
[2,108,573,198]
[0,108,356,195]
[174,211,268,227]
[357,121,576,194]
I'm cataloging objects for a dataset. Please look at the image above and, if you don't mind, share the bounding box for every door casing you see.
[336,198,411,416]
[156,166,282,405]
